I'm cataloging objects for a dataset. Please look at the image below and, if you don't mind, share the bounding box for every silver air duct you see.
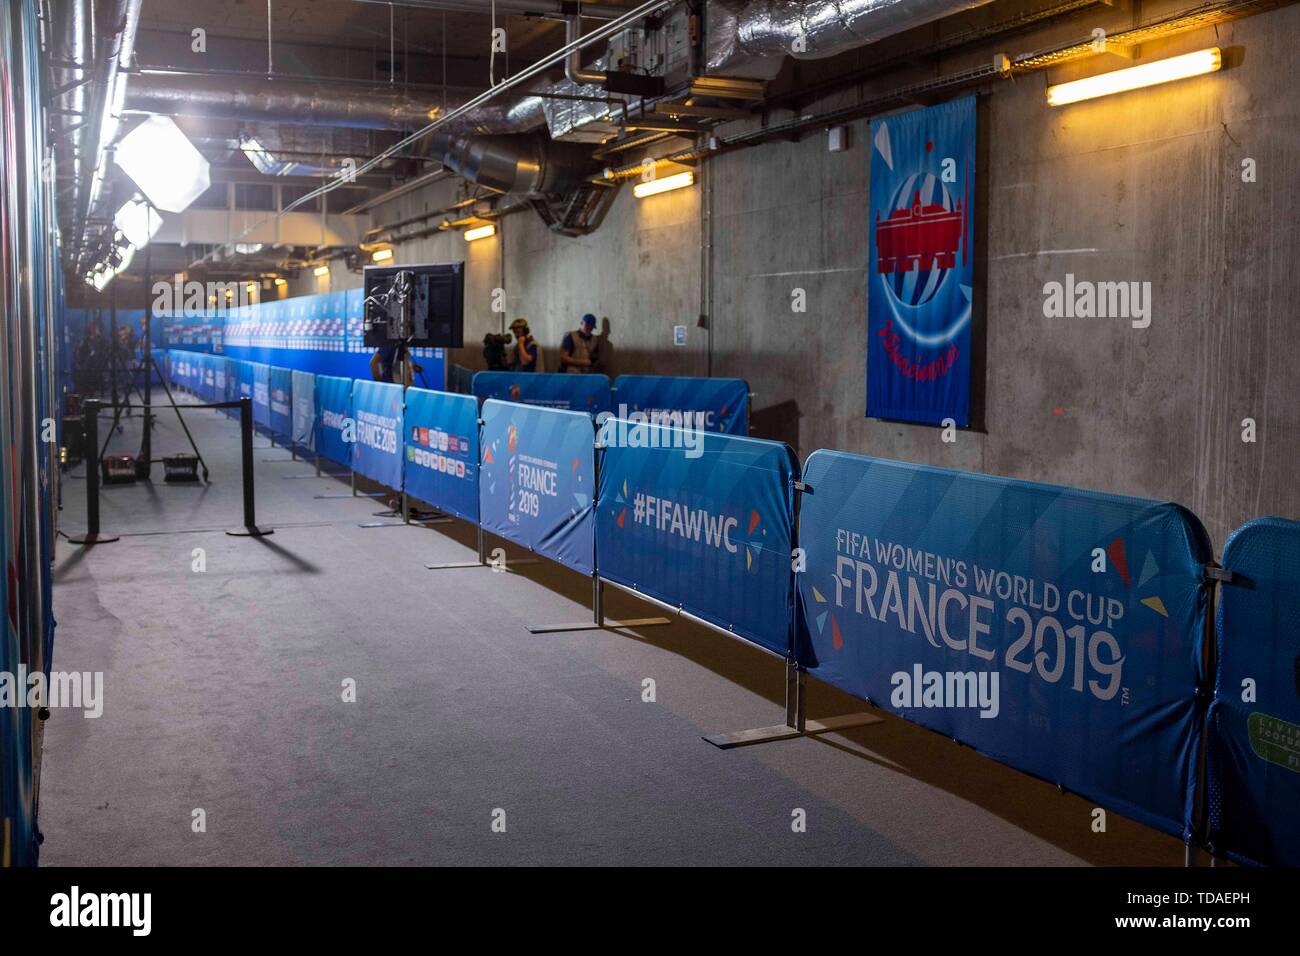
[706,0,998,76]
[126,71,549,134]
[429,132,597,197]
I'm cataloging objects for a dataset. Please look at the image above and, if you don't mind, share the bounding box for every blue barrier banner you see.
[867,95,975,427]
[472,371,611,415]
[613,375,749,435]
[315,375,353,467]
[796,451,1211,838]
[236,358,254,408]
[213,356,229,404]
[351,379,404,489]
[269,366,293,440]
[403,389,479,523]
[224,357,243,415]
[195,353,212,400]
[596,422,798,655]
[480,399,594,574]
[291,370,315,451]
[1207,517,1300,866]
[250,361,272,428]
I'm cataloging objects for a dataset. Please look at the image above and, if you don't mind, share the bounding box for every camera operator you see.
[483,332,510,371]
[506,318,541,372]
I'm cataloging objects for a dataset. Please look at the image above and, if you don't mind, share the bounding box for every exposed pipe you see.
[342,168,454,215]
[352,0,630,19]
[50,0,89,225]
[125,70,550,133]
[75,0,142,265]
[706,0,1000,75]
[565,15,605,85]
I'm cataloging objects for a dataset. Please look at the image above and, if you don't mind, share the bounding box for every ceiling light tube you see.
[313,265,330,277]
[372,247,394,262]
[463,224,496,242]
[1046,48,1222,107]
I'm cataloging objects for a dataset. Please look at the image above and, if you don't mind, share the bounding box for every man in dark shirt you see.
[369,342,421,387]
[559,313,598,373]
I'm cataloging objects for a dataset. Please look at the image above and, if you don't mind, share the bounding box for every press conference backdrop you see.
[796,450,1213,839]
[613,375,749,435]
[479,399,596,575]
[596,423,799,656]
[161,289,447,388]
[1207,517,1300,866]
[472,371,612,416]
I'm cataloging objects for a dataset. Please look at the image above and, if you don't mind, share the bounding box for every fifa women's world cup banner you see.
[867,95,975,427]
[796,451,1213,838]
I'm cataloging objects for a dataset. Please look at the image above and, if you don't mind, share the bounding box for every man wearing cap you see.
[559,313,599,373]
[508,318,541,372]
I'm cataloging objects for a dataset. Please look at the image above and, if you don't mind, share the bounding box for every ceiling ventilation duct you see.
[706,0,999,77]
[239,126,384,178]
[126,71,549,134]
[429,132,597,197]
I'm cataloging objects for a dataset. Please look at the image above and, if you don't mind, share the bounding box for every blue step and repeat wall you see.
[163,290,446,388]
[162,351,1300,866]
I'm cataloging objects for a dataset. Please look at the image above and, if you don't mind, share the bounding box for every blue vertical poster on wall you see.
[867,95,975,427]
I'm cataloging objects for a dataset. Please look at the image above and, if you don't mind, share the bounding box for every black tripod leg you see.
[151,357,211,482]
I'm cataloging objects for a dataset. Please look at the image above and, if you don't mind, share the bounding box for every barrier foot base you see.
[358,521,406,528]
[226,525,274,537]
[315,492,385,499]
[526,616,671,634]
[425,557,541,571]
[67,531,120,545]
[703,712,882,750]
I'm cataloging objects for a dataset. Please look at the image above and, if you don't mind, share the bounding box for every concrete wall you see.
[366,1,1300,548]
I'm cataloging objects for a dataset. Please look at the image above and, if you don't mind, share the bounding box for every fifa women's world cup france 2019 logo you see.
[871,126,973,349]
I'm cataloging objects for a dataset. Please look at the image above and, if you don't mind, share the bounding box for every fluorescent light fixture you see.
[274,277,287,286]
[313,265,330,277]
[113,198,162,249]
[463,224,496,242]
[372,247,394,262]
[1047,47,1222,106]
[633,170,694,199]
[114,115,211,213]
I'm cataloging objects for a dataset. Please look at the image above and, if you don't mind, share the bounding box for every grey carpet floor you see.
[38,390,1184,865]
